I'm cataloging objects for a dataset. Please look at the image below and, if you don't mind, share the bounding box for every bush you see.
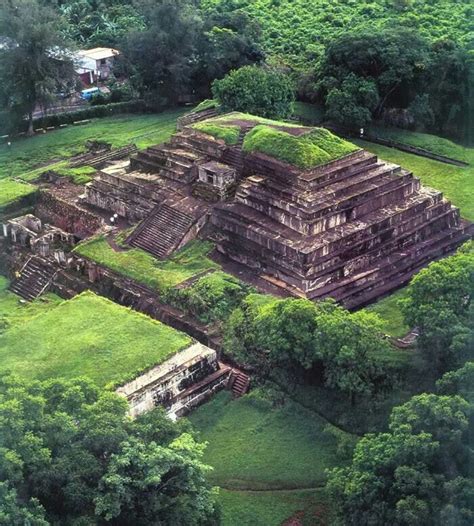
[212,65,295,120]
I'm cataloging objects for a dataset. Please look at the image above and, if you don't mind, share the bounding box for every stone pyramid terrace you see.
[79,110,471,309]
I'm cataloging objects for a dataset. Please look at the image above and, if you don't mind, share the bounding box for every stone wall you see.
[35,190,103,239]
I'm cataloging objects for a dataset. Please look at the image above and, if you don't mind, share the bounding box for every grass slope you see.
[369,126,473,164]
[189,391,350,490]
[218,488,327,526]
[74,237,220,291]
[0,290,191,387]
[0,109,186,182]
[0,276,62,324]
[355,139,474,221]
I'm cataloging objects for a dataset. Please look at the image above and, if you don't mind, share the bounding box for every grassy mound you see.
[193,122,240,145]
[74,237,220,292]
[0,290,191,387]
[243,125,358,168]
[0,179,37,212]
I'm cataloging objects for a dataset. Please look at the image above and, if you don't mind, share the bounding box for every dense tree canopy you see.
[317,28,471,134]
[328,393,474,526]
[0,374,218,525]
[119,0,263,107]
[224,295,393,403]
[0,0,76,134]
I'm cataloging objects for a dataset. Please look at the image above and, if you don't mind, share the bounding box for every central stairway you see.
[9,256,57,301]
[127,203,196,259]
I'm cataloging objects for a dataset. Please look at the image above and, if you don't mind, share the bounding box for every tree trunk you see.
[27,112,34,136]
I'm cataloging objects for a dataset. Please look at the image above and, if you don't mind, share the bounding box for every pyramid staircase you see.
[127,203,196,259]
[9,256,57,301]
[229,369,250,398]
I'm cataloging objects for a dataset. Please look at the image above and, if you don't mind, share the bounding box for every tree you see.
[212,65,295,119]
[0,373,218,525]
[400,242,474,373]
[325,73,379,129]
[327,393,474,526]
[224,296,393,404]
[121,0,203,106]
[193,10,265,99]
[319,28,431,116]
[0,0,76,134]
[120,0,263,106]
[313,308,394,405]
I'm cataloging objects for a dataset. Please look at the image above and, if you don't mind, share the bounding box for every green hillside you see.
[202,0,472,68]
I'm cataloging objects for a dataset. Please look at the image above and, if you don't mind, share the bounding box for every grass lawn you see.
[0,276,62,324]
[0,109,187,182]
[218,488,328,526]
[364,287,410,339]
[189,391,351,491]
[368,126,473,164]
[74,237,220,291]
[0,179,37,211]
[354,139,474,221]
[0,290,191,387]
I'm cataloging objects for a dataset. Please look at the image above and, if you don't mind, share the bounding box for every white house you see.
[75,47,120,84]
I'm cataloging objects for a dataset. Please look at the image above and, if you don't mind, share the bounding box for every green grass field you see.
[0,109,186,182]
[369,126,473,164]
[190,390,352,524]
[74,237,220,291]
[364,288,410,339]
[0,290,191,387]
[189,391,352,490]
[355,139,474,221]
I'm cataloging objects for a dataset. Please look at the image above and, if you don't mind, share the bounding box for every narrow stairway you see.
[9,256,57,301]
[127,203,195,259]
[222,130,246,171]
[229,370,251,398]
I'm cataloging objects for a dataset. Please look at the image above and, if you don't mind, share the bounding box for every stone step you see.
[309,223,467,302]
[128,203,195,259]
[213,198,459,284]
[9,256,57,301]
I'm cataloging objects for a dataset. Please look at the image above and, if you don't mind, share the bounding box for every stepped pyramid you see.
[197,113,472,309]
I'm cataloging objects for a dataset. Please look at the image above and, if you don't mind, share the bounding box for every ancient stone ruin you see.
[2,109,470,417]
[82,111,471,309]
